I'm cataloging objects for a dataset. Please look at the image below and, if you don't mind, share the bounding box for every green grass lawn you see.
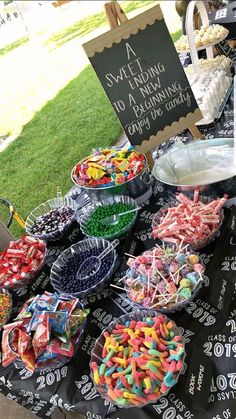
[0,36,28,56]
[45,0,157,49]
[0,66,121,236]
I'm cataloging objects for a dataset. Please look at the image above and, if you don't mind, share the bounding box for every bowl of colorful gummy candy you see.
[2,292,89,372]
[152,191,226,250]
[123,243,204,313]
[90,311,186,408]
[71,147,152,203]
[80,195,139,240]
[25,197,78,242]
[50,238,117,301]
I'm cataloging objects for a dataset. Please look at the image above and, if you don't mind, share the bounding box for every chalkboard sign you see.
[83,5,202,152]
[216,40,236,61]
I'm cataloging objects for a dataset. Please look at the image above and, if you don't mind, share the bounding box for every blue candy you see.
[186,272,197,284]
[175,253,186,264]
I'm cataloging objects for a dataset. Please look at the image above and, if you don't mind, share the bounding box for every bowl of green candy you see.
[80,195,139,240]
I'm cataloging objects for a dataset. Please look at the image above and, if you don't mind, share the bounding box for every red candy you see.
[0,236,46,289]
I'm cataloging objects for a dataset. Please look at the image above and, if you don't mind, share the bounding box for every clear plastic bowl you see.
[90,310,186,408]
[123,244,204,313]
[50,238,116,300]
[0,238,46,289]
[80,195,139,240]
[152,196,224,250]
[25,197,78,242]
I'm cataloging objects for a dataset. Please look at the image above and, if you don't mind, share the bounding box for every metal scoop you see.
[100,207,141,226]
[76,239,119,280]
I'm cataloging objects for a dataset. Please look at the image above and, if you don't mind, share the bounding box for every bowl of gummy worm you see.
[152,189,226,250]
[0,235,46,289]
[25,196,78,242]
[2,291,89,372]
[123,242,204,313]
[80,195,139,240]
[90,311,185,408]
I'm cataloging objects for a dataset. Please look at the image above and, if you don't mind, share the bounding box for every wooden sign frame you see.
[83,3,202,155]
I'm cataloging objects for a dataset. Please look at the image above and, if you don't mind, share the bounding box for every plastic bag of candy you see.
[2,292,89,372]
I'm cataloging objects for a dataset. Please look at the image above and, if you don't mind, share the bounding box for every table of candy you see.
[0,90,235,419]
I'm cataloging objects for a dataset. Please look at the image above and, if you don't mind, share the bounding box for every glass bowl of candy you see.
[90,310,186,408]
[123,243,205,313]
[2,292,89,372]
[0,289,12,329]
[80,195,139,240]
[50,238,117,301]
[71,147,152,204]
[25,197,78,242]
[0,236,46,289]
[151,192,225,250]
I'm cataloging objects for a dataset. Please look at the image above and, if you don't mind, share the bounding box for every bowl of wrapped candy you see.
[2,292,89,372]
[50,238,117,301]
[123,243,204,313]
[152,190,226,250]
[80,195,139,240]
[71,146,152,204]
[25,197,78,242]
[90,311,185,408]
[0,235,46,289]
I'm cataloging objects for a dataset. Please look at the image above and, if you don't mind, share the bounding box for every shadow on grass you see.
[45,0,157,49]
[0,36,28,56]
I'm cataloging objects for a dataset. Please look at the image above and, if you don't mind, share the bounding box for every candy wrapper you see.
[28,292,59,312]
[2,292,89,371]
[73,146,145,188]
[0,236,46,289]
[32,314,50,358]
[18,329,35,372]
[2,321,22,367]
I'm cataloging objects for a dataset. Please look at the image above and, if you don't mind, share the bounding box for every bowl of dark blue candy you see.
[50,238,116,300]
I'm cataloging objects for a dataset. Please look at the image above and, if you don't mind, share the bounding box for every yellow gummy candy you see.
[93,370,100,384]
[112,357,126,366]
[144,377,151,390]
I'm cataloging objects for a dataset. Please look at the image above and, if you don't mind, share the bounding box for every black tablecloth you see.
[0,93,235,419]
